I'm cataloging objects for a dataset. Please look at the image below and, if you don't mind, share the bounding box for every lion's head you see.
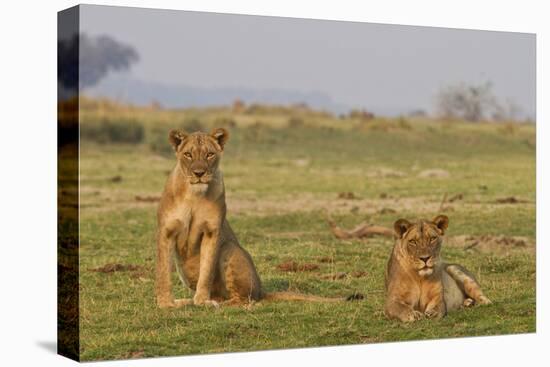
[168,127,229,187]
[393,215,449,277]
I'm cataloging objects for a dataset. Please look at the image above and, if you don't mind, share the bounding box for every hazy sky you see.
[81,4,535,117]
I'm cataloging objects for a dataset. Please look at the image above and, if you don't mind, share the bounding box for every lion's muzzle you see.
[416,255,436,276]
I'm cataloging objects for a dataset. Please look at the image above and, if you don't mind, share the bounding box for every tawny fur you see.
[384,215,491,322]
[155,128,348,308]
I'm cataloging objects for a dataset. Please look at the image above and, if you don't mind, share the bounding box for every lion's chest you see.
[170,205,210,289]
[416,277,444,312]
[173,197,220,260]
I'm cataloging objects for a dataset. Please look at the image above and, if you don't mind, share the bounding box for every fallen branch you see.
[326,213,394,240]
[493,196,531,204]
[438,192,448,212]
[464,240,480,251]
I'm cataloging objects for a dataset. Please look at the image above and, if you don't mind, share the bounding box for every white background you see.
[0,0,546,366]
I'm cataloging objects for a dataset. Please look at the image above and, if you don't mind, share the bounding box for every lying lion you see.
[155,127,357,308]
[385,215,491,322]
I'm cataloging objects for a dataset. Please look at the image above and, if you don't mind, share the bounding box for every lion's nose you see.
[193,169,206,177]
[419,256,431,264]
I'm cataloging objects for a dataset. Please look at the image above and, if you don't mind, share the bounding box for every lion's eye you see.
[183,152,192,159]
[206,152,215,159]
[430,236,438,242]
[409,240,417,246]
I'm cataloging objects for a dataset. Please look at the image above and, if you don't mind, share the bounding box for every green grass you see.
[77,105,535,361]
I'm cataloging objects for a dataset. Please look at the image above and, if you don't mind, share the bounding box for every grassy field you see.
[76,101,536,361]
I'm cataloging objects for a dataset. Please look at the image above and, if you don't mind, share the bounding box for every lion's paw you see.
[478,296,492,305]
[174,298,194,307]
[157,297,176,309]
[424,308,444,319]
[402,310,424,322]
[193,293,219,308]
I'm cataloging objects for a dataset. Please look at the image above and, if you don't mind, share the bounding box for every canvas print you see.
[58,4,536,362]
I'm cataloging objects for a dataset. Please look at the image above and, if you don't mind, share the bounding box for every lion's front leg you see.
[424,288,447,319]
[193,227,221,307]
[385,297,423,322]
[155,225,178,308]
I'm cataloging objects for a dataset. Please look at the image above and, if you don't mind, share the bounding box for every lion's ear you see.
[168,129,188,151]
[394,219,412,238]
[211,127,229,150]
[432,215,449,234]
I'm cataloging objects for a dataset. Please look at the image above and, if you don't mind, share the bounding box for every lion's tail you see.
[261,291,364,303]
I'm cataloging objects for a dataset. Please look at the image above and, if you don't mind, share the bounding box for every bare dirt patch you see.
[448,193,464,202]
[350,270,369,278]
[418,169,450,178]
[225,193,452,217]
[338,191,360,200]
[119,349,145,359]
[377,207,397,215]
[447,235,535,254]
[317,256,334,263]
[135,195,160,203]
[293,158,311,167]
[366,168,406,178]
[320,272,347,280]
[319,270,368,280]
[89,263,143,273]
[79,185,534,219]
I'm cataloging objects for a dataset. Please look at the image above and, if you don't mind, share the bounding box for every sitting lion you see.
[384,215,491,322]
[155,127,357,308]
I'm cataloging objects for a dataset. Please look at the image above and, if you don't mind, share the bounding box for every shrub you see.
[232,99,245,113]
[397,116,412,130]
[498,122,518,136]
[288,117,305,128]
[148,118,205,156]
[148,126,173,156]
[245,103,264,115]
[436,81,495,122]
[181,118,204,132]
[349,109,375,121]
[213,116,237,129]
[243,121,264,142]
[81,118,144,144]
